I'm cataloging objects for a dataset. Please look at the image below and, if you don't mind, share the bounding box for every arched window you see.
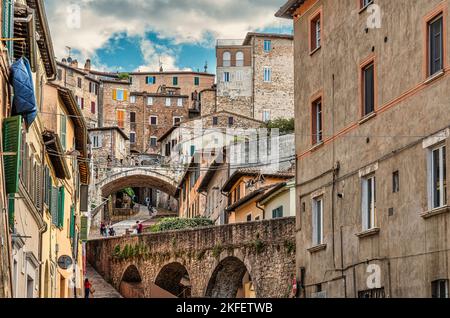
[236,51,244,67]
[223,52,231,67]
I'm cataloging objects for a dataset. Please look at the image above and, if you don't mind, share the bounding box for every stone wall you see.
[293,0,450,298]
[54,63,99,128]
[87,217,296,298]
[129,93,189,154]
[252,36,294,122]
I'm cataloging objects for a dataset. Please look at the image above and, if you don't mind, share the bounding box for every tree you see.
[267,118,295,135]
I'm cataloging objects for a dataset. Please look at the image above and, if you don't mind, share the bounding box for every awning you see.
[42,131,70,180]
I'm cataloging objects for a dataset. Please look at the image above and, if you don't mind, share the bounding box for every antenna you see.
[204,61,208,73]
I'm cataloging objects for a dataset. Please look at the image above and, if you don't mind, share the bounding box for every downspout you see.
[256,201,265,220]
[331,73,337,270]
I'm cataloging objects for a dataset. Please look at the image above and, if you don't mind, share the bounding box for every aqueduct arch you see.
[97,167,179,198]
[119,265,144,298]
[155,262,191,298]
[205,256,254,298]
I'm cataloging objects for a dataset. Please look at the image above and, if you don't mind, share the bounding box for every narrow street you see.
[85,264,122,298]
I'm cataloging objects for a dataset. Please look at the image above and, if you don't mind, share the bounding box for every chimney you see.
[84,59,91,71]
[70,59,78,68]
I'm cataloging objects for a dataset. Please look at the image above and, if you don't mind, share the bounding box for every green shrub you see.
[267,118,295,134]
[150,217,214,233]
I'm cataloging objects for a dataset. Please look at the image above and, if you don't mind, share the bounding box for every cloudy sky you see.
[44,0,293,73]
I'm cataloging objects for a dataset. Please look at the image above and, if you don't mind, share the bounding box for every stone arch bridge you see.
[87,217,296,298]
[96,166,180,198]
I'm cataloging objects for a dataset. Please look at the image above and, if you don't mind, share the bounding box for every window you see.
[262,110,271,123]
[234,70,243,82]
[264,40,272,52]
[150,116,158,126]
[312,98,323,145]
[432,280,449,298]
[246,214,252,222]
[146,76,156,85]
[362,175,376,231]
[236,51,244,66]
[76,96,84,109]
[223,72,230,82]
[360,0,373,9]
[173,76,178,86]
[223,52,231,67]
[428,14,444,76]
[150,137,157,147]
[114,89,127,101]
[177,98,183,107]
[272,206,283,219]
[93,135,102,148]
[362,61,375,116]
[173,116,182,126]
[310,12,321,52]
[57,69,62,81]
[166,98,171,107]
[263,67,272,82]
[130,112,136,123]
[60,114,67,151]
[228,117,234,126]
[194,77,200,86]
[429,145,447,209]
[91,101,96,114]
[117,110,125,128]
[130,95,136,104]
[89,82,98,95]
[77,78,82,88]
[147,97,153,106]
[312,197,323,245]
[393,171,400,193]
[212,117,218,126]
[130,132,136,144]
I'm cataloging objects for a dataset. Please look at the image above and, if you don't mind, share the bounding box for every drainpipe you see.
[256,201,265,220]
[331,73,337,270]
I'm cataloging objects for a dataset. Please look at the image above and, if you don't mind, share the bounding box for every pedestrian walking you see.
[84,278,94,298]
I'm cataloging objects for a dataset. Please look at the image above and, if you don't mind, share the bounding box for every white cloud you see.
[44,0,291,70]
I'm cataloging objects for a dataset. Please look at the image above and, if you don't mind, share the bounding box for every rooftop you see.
[275,0,305,19]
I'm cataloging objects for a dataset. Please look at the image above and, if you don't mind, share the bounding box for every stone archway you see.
[119,265,144,298]
[154,262,191,298]
[100,172,178,198]
[205,257,255,298]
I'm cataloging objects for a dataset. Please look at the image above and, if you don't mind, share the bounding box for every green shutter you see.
[69,205,75,239]
[173,77,178,86]
[2,115,22,194]
[80,216,88,241]
[51,186,58,226]
[8,194,15,230]
[194,77,199,85]
[2,0,14,59]
[58,186,65,228]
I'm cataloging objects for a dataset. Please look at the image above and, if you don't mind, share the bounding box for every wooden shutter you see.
[2,0,14,59]
[2,115,22,194]
[124,90,128,101]
[312,202,318,244]
[361,180,368,230]
[58,186,65,228]
[36,163,42,211]
[91,102,96,114]
[51,186,58,225]
[112,89,117,100]
[69,205,75,239]
[8,194,15,230]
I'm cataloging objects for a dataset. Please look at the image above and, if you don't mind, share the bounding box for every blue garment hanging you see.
[10,57,37,127]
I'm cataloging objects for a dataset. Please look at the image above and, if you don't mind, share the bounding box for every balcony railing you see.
[216,39,244,47]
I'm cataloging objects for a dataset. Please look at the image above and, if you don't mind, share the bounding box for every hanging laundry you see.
[10,57,38,127]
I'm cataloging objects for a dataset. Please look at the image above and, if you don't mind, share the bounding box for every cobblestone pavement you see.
[85,264,122,298]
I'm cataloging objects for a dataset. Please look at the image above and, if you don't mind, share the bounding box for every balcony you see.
[216,39,244,47]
